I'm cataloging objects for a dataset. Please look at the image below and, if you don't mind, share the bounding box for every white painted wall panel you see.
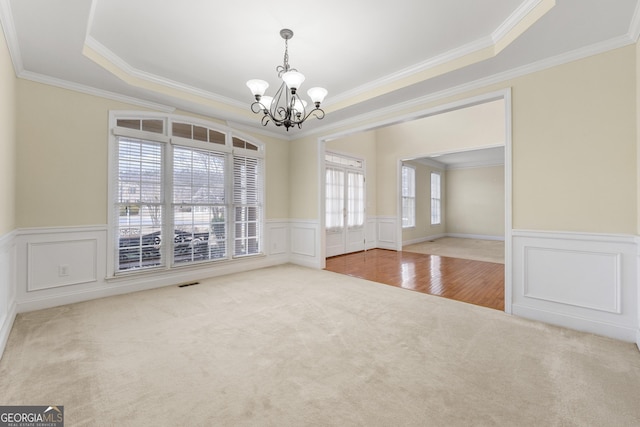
[27,239,97,291]
[524,247,620,313]
[512,230,637,342]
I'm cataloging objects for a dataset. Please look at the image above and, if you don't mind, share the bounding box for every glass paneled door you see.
[325,153,365,257]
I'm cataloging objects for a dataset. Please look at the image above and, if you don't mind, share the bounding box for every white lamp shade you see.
[293,98,308,114]
[246,79,269,97]
[307,87,328,104]
[282,71,305,90]
[260,96,273,109]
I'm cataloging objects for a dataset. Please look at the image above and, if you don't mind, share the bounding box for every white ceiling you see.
[1,0,639,137]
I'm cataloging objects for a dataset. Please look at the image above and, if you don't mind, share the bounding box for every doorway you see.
[325,152,366,257]
[319,90,512,312]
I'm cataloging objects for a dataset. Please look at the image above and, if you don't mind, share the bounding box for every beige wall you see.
[10,44,639,235]
[0,28,16,235]
[326,130,377,216]
[289,135,319,219]
[445,166,504,237]
[15,80,289,228]
[292,45,637,235]
[375,100,504,218]
[511,46,636,234]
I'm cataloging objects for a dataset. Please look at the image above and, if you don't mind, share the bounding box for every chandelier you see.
[246,29,327,131]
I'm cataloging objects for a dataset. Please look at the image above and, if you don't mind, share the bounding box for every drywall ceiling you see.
[1,0,638,137]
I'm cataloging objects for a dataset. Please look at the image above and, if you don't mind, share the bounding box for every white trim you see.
[402,234,447,247]
[512,229,638,244]
[83,36,247,110]
[324,0,550,109]
[16,225,107,235]
[289,220,322,269]
[511,304,636,343]
[0,301,15,361]
[0,0,22,74]
[401,233,504,246]
[296,36,635,140]
[446,233,505,241]
[512,229,637,342]
[0,229,16,361]
[20,71,176,113]
[628,0,640,42]
[491,0,546,43]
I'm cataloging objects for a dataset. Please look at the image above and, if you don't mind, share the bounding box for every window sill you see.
[105,252,266,283]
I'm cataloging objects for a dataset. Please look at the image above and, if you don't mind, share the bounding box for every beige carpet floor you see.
[1,264,639,426]
[404,237,505,264]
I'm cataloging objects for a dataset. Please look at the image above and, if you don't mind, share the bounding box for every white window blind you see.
[401,165,415,228]
[233,154,262,256]
[173,146,227,264]
[431,171,442,225]
[110,114,265,275]
[116,137,164,271]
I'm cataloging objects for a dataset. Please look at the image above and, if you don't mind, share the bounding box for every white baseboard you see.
[0,301,16,361]
[446,233,505,241]
[17,254,287,313]
[402,234,447,246]
[0,230,16,361]
[513,304,637,343]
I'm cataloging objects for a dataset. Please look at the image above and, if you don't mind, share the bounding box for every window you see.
[431,171,442,225]
[110,114,264,274]
[401,165,415,228]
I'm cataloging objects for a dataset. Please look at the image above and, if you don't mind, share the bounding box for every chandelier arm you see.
[290,105,325,125]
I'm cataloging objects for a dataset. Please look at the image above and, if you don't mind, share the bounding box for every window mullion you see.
[226,151,234,259]
[164,142,174,267]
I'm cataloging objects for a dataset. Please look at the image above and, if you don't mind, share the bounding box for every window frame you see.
[401,164,416,228]
[431,171,442,226]
[107,111,265,277]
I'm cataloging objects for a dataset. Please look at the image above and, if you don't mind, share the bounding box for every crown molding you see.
[445,160,505,170]
[492,0,545,43]
[83,36,247,110]
[299,33,636,140]
[19,70,176,112]
[323,0,554,110]
[0,0,23,75]
[629,0,640,42]
[413,157,446,169]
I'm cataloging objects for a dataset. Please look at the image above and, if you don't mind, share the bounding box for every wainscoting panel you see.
[523,246,620,313]
[512,230,637,342]
[266,220,289,257]
[377,217,397,250]
[366,217,377,250]
[0,231,16,360]
[289,220,321,268]
[16,226,108,309]
[14,224,297,312]
[27,239,98,291]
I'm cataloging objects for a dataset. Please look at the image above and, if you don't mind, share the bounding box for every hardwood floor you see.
[325,249,505,311]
